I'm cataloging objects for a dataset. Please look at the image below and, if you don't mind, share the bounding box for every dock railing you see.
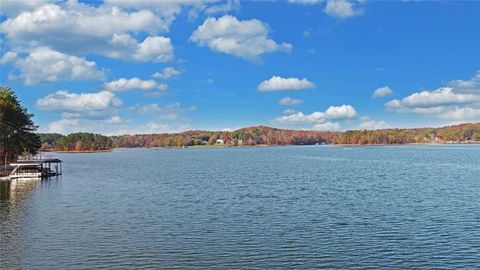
[18,154,59,161]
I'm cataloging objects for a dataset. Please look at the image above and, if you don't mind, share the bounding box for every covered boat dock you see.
[4,155,62,180]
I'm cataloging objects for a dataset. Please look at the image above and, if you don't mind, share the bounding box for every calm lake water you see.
[1,145,479,269]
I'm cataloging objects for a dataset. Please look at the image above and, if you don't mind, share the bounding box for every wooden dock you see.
[1,155,62,180]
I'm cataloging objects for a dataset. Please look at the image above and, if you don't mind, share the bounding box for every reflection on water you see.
[1,146,480,269]
[0,177,59,269]
[0,179,40,269]
[0,178,41,200]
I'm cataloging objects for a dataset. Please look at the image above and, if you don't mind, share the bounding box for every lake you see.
[1,145,479,269]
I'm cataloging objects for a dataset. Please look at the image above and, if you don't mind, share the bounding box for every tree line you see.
[40,126,338,150]
[333,123,480,145]
[109,126,338,148]
[38,123,480,151]
[2,86,479,158]
[0,87,40,164]
[39,133,113,152]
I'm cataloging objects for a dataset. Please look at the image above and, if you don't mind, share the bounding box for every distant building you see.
[216,139,225,145]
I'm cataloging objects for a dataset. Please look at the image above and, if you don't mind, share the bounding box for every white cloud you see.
[258,76,316,91]
[43,102,193,135]
[276,111,325,124]
[0,2,174,63]
[45,117,128,135]
[190,15,292,61]
[438,107,480,121]
[274,104,356,130]
[1,3,162,43]
[152,67,181,79]
[288,0,324,4]
[0,0,56,16]
[135,102,196,120]
[0,51,17,63]
[313,121,341,131]
[324,0,364,18]
[359,116,388,130]
[325,104,357,119]
[278,97,304,106]
[103,77,167,92]
[44,116,193,135]
[204,0,240,14]
[372,86,393,98]
[105,116,124,124]
[46,118,80,134]
[37,90,122,111]
[386,71,480,123]
[133,36,174,62]
[448,70,480,94]
[386,87,480,109]
[14,47,105,85]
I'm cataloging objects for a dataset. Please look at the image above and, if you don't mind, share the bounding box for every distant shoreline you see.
[335,142,480,146]
[46,150,113,153]
[41,142,480,153]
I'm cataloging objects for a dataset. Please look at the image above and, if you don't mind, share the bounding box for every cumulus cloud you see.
[258,76,316,91]
[359,116,388,130]
[325,104,357,120]
[45,116,129,135]
[152,67,181,79]
[105,116,124,124]
[103,77,167,92]
[0,2,174,63]
[0,0,56,16]
[135,102,195,120]
[372,86,393,98]
[204,0,240,14]
[324,0,364,18]
[14,47,105,85]
[386,87,480,109]
[1,3,161,43]
[386,70,480,123]
[274,104,356,130]
[279,97,304,106]
[43,101,194,135]
[289,0,365,18]
[0,51,17,63]
[132,36,174,62]
[37,90,122,111]
[46,118,80,134]
[288,0,324,4]
[438,107,480,121]
[313,121,341,131]
[190,15,292,61]
[448,70,480,94]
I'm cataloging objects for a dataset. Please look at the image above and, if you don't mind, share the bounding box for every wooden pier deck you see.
[1,155,63,180]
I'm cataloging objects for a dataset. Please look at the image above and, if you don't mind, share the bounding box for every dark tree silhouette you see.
[0,87,41,164]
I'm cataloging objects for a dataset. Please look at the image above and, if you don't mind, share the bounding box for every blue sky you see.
[0,0,479,135]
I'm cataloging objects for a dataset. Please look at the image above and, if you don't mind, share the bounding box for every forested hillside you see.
[40,133,113,152]
[333,123,480,145]
[110,126,338,147]
[39,123,480,151]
